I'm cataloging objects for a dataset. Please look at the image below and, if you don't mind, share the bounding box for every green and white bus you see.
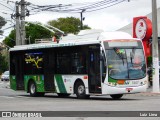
[9,30,148,99]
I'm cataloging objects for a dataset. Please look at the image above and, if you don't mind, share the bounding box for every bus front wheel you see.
[75,81,89,99]
[110,94,123,99]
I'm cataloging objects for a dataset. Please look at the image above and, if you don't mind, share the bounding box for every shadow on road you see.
[18,94,141,101]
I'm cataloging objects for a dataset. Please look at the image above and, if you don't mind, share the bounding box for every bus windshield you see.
[106,48,146,80]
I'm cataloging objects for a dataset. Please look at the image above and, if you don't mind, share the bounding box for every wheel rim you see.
[78,85,85,94]
[30,84,35,94]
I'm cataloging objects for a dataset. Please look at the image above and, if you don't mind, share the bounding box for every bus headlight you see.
[140,80,147,85]
[144,80,147,85]
[108,82,117,87]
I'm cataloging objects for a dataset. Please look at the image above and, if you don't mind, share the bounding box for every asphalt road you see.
[0,80,160,120]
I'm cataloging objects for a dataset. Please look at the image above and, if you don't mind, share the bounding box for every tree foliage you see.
[0,16,8,73]
[0,16,7,35]
[3,17,91,47]
[3,30,15,47]
[0,52,8,74]
[48,17,91,34]
[3,23,54,47]
[25,23,54,44]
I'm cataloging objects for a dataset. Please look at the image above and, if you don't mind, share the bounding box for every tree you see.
[0,16,7,74]
[3,30,15,47]
[3,17,91,47]
[3,22,54,47]
[25,22,54,44]
[48,17,91,34]
[0,52,8,74]
[0,16,7,35]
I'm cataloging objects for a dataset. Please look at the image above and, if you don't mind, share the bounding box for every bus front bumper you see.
[102,84,147,95]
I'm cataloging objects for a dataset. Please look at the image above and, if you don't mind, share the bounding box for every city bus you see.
[9,30,148,99]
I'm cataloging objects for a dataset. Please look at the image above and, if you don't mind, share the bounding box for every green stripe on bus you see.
[55,74,67,93]
[10,75,16,90]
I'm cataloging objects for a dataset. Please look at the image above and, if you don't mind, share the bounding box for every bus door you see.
[14,53,24,90]
[44,51,55,91]
[88,45,101,93]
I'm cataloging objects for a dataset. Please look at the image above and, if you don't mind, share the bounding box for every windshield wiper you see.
[130,52,133,65]
[130,47,136,66]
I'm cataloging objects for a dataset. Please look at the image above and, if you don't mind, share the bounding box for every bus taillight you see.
[83,76,88,80]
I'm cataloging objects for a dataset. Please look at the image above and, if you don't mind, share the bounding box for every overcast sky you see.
[0,0,160,42]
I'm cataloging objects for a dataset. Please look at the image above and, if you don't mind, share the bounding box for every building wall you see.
[118,8,160,37]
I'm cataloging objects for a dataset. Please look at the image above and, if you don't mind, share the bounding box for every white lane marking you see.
[0,95,30,99]
[16,96,29,98]
[0,96,14,99]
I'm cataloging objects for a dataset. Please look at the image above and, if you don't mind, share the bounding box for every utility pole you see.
[20,0,26,45]
[152,0,159,92]
[15,2,21,45]
[80,9,85,30]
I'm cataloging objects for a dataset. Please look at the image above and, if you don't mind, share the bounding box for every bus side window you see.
[56,53,70,74]
[71,53,86,74]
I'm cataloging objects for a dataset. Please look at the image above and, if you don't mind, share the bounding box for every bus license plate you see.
[126,88,133,91]
[132,81,139,85]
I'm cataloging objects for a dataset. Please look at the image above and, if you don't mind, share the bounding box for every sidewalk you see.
[135,86,160,96]
[146,86,160,93]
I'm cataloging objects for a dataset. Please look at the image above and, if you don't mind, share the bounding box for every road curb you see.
[126,92,160,97]
[141,92,160,95]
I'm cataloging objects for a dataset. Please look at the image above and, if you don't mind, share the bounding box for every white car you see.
[1,71,9,81]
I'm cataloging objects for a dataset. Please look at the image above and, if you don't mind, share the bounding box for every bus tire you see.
[110,94,123,99]
[29,81,38,97]
[57,93,70,97]
[75,81,88,99]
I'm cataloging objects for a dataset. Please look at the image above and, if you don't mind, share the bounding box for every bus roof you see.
[10,30,141,51]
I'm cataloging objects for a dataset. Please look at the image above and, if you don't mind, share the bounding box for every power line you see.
[1,25,14,31]
[0,2,14,11]
[27,0,126,15]
[86,0,125,12]
[0,0,128,18]
[65,0,115,12]
[7,0,15,10]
